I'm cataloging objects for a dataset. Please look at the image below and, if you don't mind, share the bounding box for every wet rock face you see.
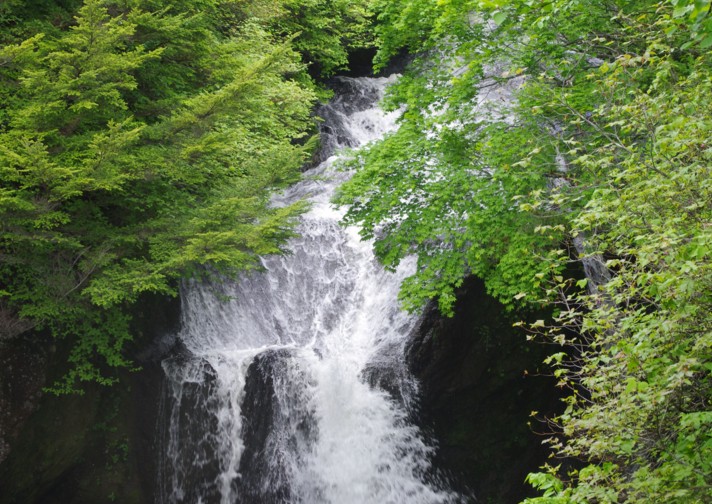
[0,293,181,504]
[406,278,561,504]
[312,77,391,166]
[0,336,48,465]
[159,358,223,504]
[236,349,318,504]
[360,339,419,415]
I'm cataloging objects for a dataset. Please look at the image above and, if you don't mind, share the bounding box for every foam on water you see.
[159,75,459,504]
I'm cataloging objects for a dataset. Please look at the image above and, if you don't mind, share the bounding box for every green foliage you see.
[336,0,571,313]
[524,19,712,499]
[269,0,374,77]
[0,0,340,392]
[337,0,712,501]
[368,0,440,70]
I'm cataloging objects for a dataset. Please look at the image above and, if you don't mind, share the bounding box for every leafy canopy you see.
[336,0,712,501]
[0,0,369,392]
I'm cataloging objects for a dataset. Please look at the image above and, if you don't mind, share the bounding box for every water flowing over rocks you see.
[158,75,460,504]
[236,349,317,504]
[0,73,558,504]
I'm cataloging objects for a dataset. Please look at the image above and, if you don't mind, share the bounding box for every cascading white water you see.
[159,76,460,504]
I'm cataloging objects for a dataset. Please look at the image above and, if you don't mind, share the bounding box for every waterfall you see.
[158,75,460,504]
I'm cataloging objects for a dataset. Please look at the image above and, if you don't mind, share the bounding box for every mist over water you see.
[158,75,460,504]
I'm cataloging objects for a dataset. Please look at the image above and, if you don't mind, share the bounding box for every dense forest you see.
[0,0,371,391]
[1,0,710,503]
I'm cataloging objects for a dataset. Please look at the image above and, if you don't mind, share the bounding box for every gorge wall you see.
[0,293,179,504]
[0,279,560,504]
[407,278,561,503]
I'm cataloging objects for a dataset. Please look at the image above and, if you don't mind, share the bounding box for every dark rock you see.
[236,349,317,504]
[343,47,378,77]
[0,292,181,504]
[156,357,222,504]
[361,340,418,413]
[0,334,49,465]
[406,277,561,504]
[377,49,415,77]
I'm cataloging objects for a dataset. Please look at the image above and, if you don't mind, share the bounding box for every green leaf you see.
[493,10,508,26]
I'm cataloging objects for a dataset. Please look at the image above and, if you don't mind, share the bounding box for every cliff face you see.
[1,277,561,504]
[0,294,180,504]
[407,277,561,504]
